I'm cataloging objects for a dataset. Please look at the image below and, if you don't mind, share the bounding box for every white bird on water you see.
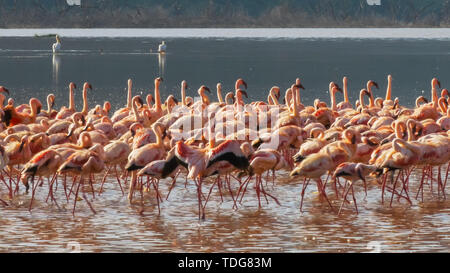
[158,41,166,53]
[52,35,61,53]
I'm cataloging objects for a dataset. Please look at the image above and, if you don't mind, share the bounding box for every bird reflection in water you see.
[52,54,61,92]
[158,53,166,78]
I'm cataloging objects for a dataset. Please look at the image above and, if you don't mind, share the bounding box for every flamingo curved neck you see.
[217,85,224,104]
[386,77,392,101]
[330,89,337,111]
[269,89,279,105]
[293,88,299,117]
[155,82,162,112]
[343,79,349,103]
[359,90,367,109]
[47,96,52,113]
[132,99,140,121]
[82,86,88,115]
[432,84,439,109]
[127,80,132,109]
[181,84,186,106]
[154,125,163,146]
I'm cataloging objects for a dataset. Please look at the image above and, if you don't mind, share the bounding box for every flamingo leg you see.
[350,184,358,214]
[128,171,137,203]
[166,177,177,200]
[300,178,310,212]
[82,190,96,215]
[29,176,39,211]
[317,177,333,210]
[113,165,125,195]
[444,162,450,189]
[204,178,218,209]
[98,165,111,196]
[259,178,280,206]
[255,175,262,209]
[0,198,8,206]
[226,174,238,210]
[389,170,400,207]
[151,178,161,215]
[72,177,82,216]
[338,180,351,216]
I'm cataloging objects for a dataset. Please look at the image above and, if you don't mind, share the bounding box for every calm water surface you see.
[0,29,450,252]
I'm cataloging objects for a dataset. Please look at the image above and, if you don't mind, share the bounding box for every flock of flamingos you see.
[0,75,449,219]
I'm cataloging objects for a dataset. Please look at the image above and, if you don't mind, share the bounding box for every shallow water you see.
[1,169,449,252]
[0,31,450,252]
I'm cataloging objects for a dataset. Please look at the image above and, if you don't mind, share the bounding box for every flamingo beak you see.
[73,83,77,89]
[242,80,248,90]
[88,83,93,90]
[351,134,356,144]
[437,80,441,88]
[203,86,211,93]
[158,77,163,82]
[173,97,179,104]
[393,100,398,109]
[373,82,379,89]
[0,87,9,95]
[137,96,144,106]
[241,90,248,98]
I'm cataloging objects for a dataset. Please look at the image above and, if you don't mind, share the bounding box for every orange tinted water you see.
[1,169,449,252]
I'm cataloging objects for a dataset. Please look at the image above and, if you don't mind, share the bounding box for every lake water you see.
[0,29,450,253]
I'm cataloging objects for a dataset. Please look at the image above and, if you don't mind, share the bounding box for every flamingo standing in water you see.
[333,162,376,215]
[58,144,105,215]
[20,149,63,210]
[237,149,288,208]
[126,123,166,203]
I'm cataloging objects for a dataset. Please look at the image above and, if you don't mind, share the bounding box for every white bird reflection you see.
[52,54,61,91]
[158,53,166,77]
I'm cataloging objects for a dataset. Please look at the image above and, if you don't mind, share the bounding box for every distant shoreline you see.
[1,28,450,39]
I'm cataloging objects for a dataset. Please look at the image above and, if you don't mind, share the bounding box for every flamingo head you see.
[182,80,188,89]
[48,94,56,108]
[200,85,211,93]
[30,98,42,114]
[270,86,281,100]
[332,86,343,94]
[0,86,9,95]
[367,80,379,90]
[103,101,111,112]
[132,95,144,108]
[69,82,77,90]
[329,82,342,92]
[83,82,93,90]
[343,76,348,86]
[236,89,248,99]
[18,135,28,152]
[155,77,163,86]
[432,78,441,89]
[295,78,305,90]
[146,94,155,105]
[235,78,247,91]
[441,89,449,98]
